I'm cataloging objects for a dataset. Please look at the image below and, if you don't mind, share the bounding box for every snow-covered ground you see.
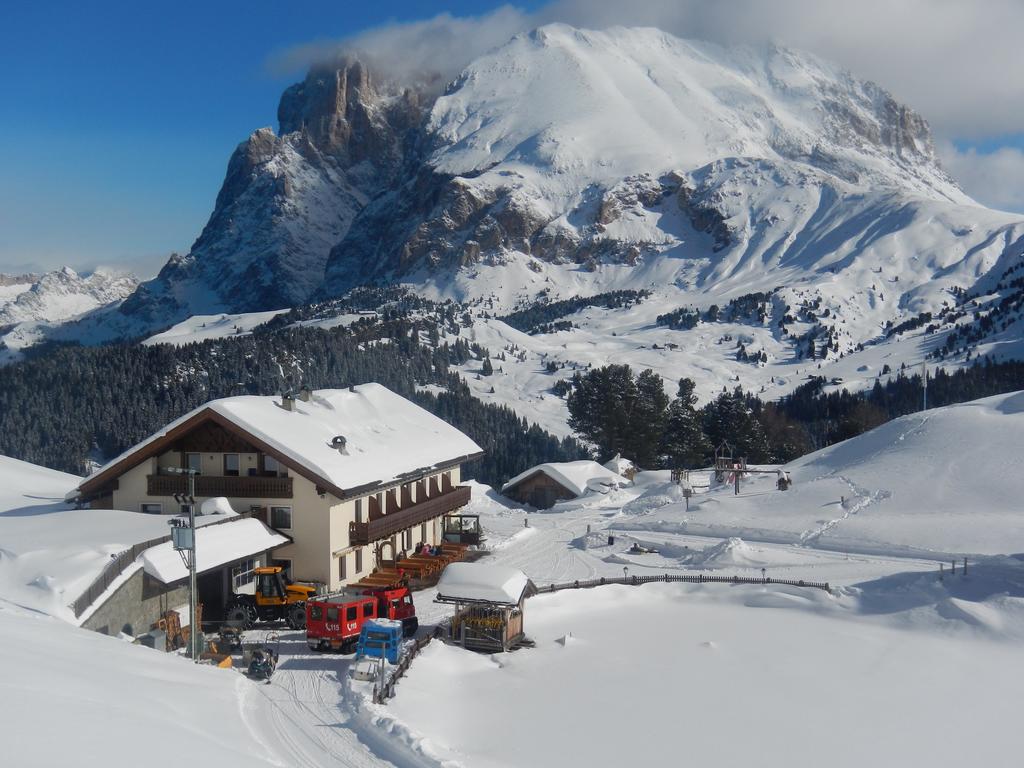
[2,391,1023,766]
[142,309,290,346]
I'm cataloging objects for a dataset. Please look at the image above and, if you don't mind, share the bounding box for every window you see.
[403,528,412,550]
[354,549,363,574]
[354,498,363,524]
[258,572,285,598]
[270,506,292,529]
[271,559,291,580]
[186,453,202,474]
[346,605,358,622]
[310,605,323,621]
[363,602,375,617]
[263,455,283,476]
[326,607,338,622]
[224,453,240,476]
[421,523,427,543]
[141,503,162,514]
[232,558,257,589]
[338,554,347,580]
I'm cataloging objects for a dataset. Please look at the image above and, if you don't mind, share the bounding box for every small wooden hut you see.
[435,563,533,652]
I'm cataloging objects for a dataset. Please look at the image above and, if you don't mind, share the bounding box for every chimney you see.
[331,435,348,455]
[280,393,296,412]
[298,386,312,402]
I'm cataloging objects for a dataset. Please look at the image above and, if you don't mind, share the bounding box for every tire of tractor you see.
[286,602,306,630]
[225,603,255,629]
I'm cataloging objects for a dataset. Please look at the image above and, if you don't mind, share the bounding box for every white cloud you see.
[267,7,531,88]
[938,141,1024,213]
[274,1,1024,141]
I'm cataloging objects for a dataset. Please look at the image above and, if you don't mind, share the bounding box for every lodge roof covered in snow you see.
[501,460,625,498]
[79,384,483,499]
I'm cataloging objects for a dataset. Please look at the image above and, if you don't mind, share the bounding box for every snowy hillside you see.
[612,391,1024,557]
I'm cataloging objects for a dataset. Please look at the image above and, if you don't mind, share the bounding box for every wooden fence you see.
[68,511,254,618]
[531,572,832,595]
[373,634,434,704]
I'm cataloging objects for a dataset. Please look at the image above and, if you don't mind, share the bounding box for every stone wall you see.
[82,569,188,638]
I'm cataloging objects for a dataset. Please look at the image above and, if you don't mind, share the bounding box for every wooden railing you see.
[532,572,832,595]
[147,474,293,499]
[350,486,472,546]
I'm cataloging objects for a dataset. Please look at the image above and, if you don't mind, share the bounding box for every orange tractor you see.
[224,566,317,630]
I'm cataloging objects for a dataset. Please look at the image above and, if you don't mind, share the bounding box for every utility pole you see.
[169,467,199,662]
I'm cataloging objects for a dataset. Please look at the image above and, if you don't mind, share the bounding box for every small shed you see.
[436,563,533,652]
[603,453,636,481]
[500,460,626,509]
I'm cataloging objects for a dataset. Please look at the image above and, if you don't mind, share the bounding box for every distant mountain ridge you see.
[0,266,137,326]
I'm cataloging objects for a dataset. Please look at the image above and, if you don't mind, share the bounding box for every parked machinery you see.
[306,586,417,653]
[224,566,317,630]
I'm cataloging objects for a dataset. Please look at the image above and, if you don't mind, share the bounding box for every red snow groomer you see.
[305,586,417,653]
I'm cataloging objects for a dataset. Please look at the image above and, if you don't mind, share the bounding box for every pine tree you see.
[660,378,710,468]
[566,364,637,461]
[629,369,669,468]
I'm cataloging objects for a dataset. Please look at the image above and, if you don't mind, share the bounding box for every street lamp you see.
[623,566,629,584]
[167,467,199,663]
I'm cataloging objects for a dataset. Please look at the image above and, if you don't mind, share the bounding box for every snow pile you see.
[84,383,482,496]
[685,537,762,568]
[502,460,626,498]
[199,496,238,516]
[620,480,685,515]
[436,562,530,605]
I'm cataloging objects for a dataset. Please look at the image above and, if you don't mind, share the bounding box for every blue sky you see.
[0,1,544,275]
[1,0,1021,276]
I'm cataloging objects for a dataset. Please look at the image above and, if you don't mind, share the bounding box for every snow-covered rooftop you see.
[502,460,625,497]
[140,517,288,583]
[82,383,483,497]
[436,562,531,605]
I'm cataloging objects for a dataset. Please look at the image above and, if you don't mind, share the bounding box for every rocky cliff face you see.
[119,59,430,322]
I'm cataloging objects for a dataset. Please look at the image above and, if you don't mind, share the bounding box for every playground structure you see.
[670,442,793,497]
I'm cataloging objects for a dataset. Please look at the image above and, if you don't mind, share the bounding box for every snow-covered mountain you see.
[0,267,138,362]
[36,24,1024,395]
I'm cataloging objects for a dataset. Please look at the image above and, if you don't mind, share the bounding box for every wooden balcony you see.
[147,474,293,499]
[349,486,472,546]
